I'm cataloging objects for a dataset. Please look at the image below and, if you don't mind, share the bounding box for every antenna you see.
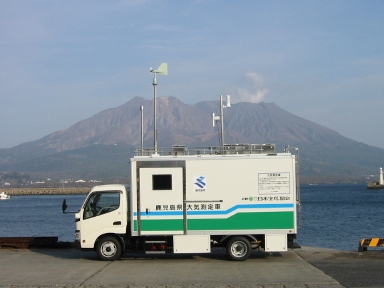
[140,106,144,155]
[150,63,168,153]
[211,95,231,149]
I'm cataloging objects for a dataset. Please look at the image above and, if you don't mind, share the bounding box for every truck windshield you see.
[83,191,120,219]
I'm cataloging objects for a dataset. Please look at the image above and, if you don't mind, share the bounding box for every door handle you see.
[113,221,121,225]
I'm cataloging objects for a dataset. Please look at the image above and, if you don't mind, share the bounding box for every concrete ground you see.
[0,246,338,288]
[295,246,384,288]
[0,246,382,288]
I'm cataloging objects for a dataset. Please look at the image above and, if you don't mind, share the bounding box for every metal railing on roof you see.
[135,143,276,156]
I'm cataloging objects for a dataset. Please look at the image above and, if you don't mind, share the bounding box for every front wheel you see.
[226,236,252,261]
[96,236,122,261]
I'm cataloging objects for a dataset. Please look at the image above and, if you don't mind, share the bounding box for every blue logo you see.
[194,176,206,188]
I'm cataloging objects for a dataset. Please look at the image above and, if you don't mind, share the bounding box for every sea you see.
[1,183,383,251]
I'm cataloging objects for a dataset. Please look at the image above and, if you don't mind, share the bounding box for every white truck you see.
[64,144,300,261]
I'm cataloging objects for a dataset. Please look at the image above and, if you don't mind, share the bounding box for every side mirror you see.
[62,199,79,214]
[62,199,68,214]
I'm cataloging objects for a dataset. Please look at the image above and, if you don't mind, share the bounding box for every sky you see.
[1,0,384,149]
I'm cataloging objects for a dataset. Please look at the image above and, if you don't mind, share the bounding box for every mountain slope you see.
[0,96,383,182]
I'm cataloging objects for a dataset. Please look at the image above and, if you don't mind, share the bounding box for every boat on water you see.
[367,167,384,189]
[0,191,10,200]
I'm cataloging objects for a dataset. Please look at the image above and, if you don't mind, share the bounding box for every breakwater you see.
[1,187,90,195]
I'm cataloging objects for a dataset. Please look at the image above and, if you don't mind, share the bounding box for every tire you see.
[226,236,252,261]
[96,236,122,261]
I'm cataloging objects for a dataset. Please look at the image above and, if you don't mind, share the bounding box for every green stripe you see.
[135,211,294,232]
[188,212,294,230]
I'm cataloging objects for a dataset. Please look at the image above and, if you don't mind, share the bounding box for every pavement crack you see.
[79,261,114,285]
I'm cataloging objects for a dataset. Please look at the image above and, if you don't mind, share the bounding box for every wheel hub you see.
[231,241,247,257]
[102,242,116,257]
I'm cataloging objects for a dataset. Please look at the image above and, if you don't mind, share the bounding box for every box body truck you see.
[70,144,300,261]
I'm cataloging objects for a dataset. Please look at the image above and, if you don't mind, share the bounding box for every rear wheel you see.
[96,236,122,261]
[226,236,251,261]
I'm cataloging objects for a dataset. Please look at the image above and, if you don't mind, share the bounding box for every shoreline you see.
[0,187,91,195]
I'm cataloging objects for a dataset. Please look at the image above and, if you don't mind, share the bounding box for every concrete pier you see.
[2,246,383,287]
[0,187,90,195]
[0,247,339,287]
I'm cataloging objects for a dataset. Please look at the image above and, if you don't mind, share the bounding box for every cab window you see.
[83,191,120,219]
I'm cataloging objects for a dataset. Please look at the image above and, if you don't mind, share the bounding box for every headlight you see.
[75,230,80,241]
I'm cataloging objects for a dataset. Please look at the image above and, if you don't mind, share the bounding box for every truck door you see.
[80,190,125,248]
[138,167,184,235]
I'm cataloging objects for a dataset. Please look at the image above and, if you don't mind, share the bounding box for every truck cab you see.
[74,184,129,260]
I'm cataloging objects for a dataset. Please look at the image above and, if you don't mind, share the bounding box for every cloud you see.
[235,72,268,103]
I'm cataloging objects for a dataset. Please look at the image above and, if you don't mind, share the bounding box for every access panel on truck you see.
[137,167,184,235]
